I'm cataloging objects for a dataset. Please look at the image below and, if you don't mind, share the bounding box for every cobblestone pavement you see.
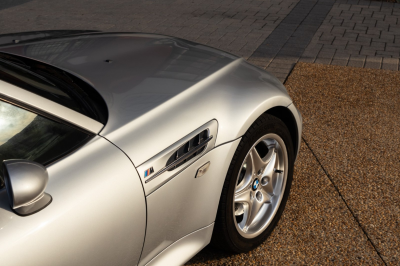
[1,0,399,81]
[0,0,299,61]
[1,0,399,264]
[300,0,400,70]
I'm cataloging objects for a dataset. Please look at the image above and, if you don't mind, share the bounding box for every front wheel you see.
[211,113,294,252]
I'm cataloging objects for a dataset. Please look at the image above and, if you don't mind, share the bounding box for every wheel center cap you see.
[252,179,260,190]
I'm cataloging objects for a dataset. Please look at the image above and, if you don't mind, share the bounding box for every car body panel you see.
[0,30,99,47]
[287,103,303,161]
[0,32,303,266]
[0,136,146,265]
[0,33,294,168]
[139,138,241,265]
[146,223,214,266]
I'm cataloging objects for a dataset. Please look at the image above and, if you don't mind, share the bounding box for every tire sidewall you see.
[225,115,295,252]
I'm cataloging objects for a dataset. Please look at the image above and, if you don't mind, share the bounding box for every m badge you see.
[144,167,154,178]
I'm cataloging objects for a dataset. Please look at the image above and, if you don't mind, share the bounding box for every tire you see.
[211,113,295,253]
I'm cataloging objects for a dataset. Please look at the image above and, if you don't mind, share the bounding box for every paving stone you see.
[385,46,400,53]
[331,26,346,35]
[380,32,395,41]
[315,57,332,64]
[355,23,369,31]
[361,9,374,16]
[333,50,351,60]
[372,13,385,19]
[370,41,385,50]
[268,62,296,70]
[333,39,349,46]
[351,15,366,23]
[345,43,362,51]
[331,58,348,66]
[364,56,382,69]
[342,21,356,28]
[343,32,358,39]
[357,36,372,44]
[376,50,399,57]
[349,6,362,12]
[376,21,390,30]
[382,57,399,71]
[362,19,378,27]
[360,46,378,56]
[330,18,345,26]
[348,54,366,67]
[318,48,336,59]
[389,27,400,35]
[366,28,381,35]
[298,56,315,63]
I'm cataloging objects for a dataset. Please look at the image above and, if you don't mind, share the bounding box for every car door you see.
[0,96,146,265]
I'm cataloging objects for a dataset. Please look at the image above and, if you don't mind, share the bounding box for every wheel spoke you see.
[250,147,266,176]
[233,133,288,238]
[234,186,251,204]
[236,154,253,193]
[260,189,272,204]
[262,179,274,195]
[261,150,277,195]
[262,150,277,180]
[261,141,277,165]
[243,193,265,230]
[250,142,277,177]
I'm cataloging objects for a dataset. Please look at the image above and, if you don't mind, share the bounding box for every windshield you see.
[0,52,108,124]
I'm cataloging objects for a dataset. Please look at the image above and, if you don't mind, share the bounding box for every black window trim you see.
[0,51,109,125]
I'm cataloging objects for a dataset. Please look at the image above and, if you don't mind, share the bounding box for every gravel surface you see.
[286,63,400,265]
[187,142,382,265]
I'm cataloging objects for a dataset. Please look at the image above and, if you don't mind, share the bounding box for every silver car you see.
[0,31,302,266]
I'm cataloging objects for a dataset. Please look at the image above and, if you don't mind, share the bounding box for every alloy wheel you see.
[233,133,288,239]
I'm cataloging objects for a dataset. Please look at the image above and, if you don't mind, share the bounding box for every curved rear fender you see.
[212,60,302,160]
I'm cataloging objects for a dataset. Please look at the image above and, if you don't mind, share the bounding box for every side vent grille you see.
[166,129,209,171]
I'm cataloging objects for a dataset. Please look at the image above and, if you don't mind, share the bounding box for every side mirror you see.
[3,160,52,216]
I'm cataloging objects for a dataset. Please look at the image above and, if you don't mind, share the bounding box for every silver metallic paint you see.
[146,223,215,266]
[0,80,104,134]
[3,159,49,209]
[0,32,303,265]
[0,30,99,46]
[0,136,146,265]
[287,103,303,161]
[0,33,295,168]
[139,138,241,265]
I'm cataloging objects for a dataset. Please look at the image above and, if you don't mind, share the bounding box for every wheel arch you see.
[225,99,301,160]
[265,106,299,158]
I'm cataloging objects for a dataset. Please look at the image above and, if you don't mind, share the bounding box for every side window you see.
[0,100,91,188]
